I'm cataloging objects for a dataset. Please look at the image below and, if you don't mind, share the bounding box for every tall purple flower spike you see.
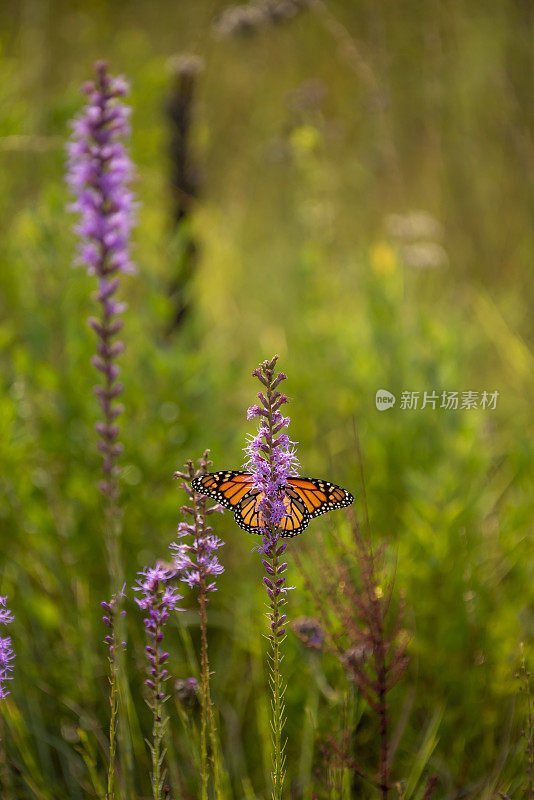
[133,565,183,703]
[0,596,15,700]
[66,61,136,498]
[244,355,299,551]
[133,566,183,798]
[171,451,225,594]
[171,451,225,799]
[244,355,296,800]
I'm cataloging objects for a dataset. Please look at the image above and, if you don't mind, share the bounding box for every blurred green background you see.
[0,1,533,798]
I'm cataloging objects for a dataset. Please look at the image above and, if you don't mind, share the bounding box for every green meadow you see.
[0,2,533,798]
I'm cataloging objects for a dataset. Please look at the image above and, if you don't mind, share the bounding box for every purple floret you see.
[0,596,14,699]
[66,61,137,496]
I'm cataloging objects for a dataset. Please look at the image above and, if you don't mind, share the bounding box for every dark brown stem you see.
[165,56,202,332]
[0,713,13,800]
[294,512,404,799]
[377,658,389,800]
[520,643,534,800]
[370,561,389,800]
[326,735,375,789]
[421,774,438,800]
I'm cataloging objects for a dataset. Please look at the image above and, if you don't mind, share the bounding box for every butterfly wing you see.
[191,470,312,536]
[286,477,354,520]
[191,471,255,510]
[234,491,311,537]
[192,472,353,537]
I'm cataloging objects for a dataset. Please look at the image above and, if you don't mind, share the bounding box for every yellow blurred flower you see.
[370,241,397,275]
[289,124,321,156]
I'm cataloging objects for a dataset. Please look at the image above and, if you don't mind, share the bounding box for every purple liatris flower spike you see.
[245,355,296,800]
[171,450,225,800]
[133,565,183,800]
[66,61,136,501]
[67,61,135,796]
[170,451,225,594]
[67,61,135,278]
[0,596,15,700]
[134,566,183,669]
[244,358,299,547]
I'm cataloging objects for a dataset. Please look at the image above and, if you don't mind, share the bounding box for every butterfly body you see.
[191,471,354,537]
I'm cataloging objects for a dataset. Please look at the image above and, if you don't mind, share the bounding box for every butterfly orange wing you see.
[234,491,311,537]
[286,477,354,520]
[191,472,353,537]
[191,471,255,508]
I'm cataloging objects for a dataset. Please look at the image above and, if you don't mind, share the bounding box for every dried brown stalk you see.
[294,509,410,800]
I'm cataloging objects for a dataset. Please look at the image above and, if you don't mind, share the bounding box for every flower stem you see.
[174,454,226,800]
[107,657,118,800]
[104,537,132,800]
[268,548,287,800]
[102,587,127,800]
[377,662,389,800]
[199,590,209,800]
[244,357,295,800]
[0,713,13,800]
[520,643,534,800]
[195,505,222,800]
[134,566,181,800]
[152,646,164,800]
[264,373,287,800]
[208,692,223,800]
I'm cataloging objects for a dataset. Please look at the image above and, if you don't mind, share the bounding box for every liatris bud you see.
[341,643,373,677]
[66,61,136,500]
[291,617,325,649]
[214,0,311,37]
[175,677,199,710]
[101,584,127,657]
[0,596,14,700]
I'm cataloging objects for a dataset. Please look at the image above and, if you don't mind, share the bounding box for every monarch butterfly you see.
[191,471,354,537]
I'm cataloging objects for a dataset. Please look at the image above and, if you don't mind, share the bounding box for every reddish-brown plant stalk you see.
[294,513,409,800]
[518,643,534,800]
